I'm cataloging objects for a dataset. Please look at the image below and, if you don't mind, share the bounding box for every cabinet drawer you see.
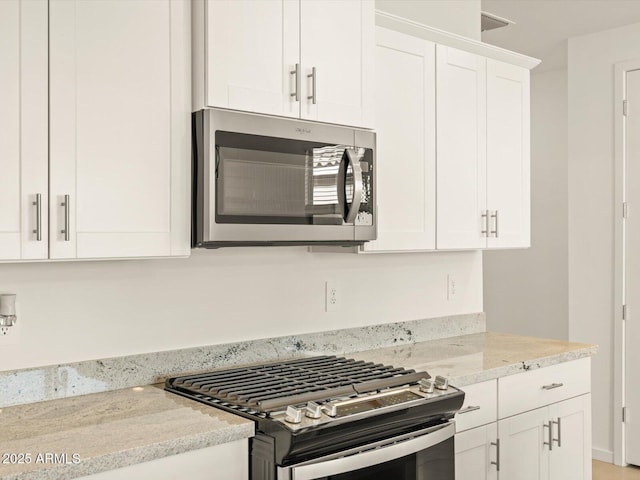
[498,358,591,419]
[455,379,497,433]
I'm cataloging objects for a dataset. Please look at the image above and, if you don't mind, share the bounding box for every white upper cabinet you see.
[436,46,531,250]
[299,0,374,128]
[202,0,299,118]
[49,0,190,259]
[194,0,374,129]
[362,27,435,252]
[486,59,531,249]
[0,0,48,261]
[436,45,487,250]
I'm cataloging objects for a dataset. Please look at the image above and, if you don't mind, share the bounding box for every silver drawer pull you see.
[32,193,42,241]
[61,194,70,241]
[457,405,481,415]
[552,418,562,447]
[490,439,500,471]
[542,382,564,390]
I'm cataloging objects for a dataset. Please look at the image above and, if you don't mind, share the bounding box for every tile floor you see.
[594,460,640,479]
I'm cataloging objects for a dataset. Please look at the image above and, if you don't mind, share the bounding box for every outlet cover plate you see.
[0,324,20,346]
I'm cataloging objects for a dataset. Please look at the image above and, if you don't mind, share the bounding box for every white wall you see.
[484,68,568,340]
[568,21,640,461]
[375,0,481,40]
[0,249,483,371]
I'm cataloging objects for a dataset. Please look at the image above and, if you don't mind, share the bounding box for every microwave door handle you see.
[341,148,363,224]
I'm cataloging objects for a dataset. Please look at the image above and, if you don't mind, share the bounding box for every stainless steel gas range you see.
[165,356,464,479]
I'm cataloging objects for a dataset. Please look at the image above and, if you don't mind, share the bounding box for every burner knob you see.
[434,376,449,391]
[284,406,303,424]
[322,403,338,417]
[418,379,434,394]
[305,401,322,419]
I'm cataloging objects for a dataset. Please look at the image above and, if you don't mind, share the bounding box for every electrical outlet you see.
[447,274,457,300]
[0,324,20,346]
[325,281,340,312]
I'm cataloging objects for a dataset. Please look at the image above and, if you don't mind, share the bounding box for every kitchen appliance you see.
[192,109,376,248]
[166,355,464,479]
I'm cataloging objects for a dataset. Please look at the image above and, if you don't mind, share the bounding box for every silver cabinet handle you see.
[307,66,317,104]
[490,439,500,471]
[490,210,498,237]
[32,193,42,241]
[542,383,564,390]
[290,63,300,101]
[61,194,70,241]
[543,421,553,451]
[481,210,488,237]
[553,418,562,447]
[458,405,481,415]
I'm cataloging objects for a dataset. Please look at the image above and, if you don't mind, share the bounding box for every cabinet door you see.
[498,407,549,480]
[204,0,299,118]
[299,0,374,128]
[49,0,190,259]
[0,0,48,260]
[455,423,498,480]
[362,28,435,252]
[548,394,591,480]
[436,45,487,249]
[486,59,530,248]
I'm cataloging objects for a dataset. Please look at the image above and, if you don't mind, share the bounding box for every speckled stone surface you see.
[0,313,484,408]
[0,385,254,480]
[349,332,598,387]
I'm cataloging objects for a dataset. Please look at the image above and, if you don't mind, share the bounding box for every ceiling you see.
[481,0,640,71]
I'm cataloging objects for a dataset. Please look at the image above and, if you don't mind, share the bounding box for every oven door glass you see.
[285,423,454,480]
[215,131,373,226]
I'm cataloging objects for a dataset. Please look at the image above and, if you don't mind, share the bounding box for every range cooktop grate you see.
[166,355,429,413]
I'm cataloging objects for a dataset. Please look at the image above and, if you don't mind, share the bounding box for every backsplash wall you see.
[0,248,482,371]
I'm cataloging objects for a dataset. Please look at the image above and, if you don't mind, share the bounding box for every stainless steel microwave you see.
[192,109,376,248]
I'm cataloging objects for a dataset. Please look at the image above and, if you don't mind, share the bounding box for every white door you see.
[0,0,48,260]
[548,394,591,480]
[625,68,640,465]
[362,28,435,252]
[486,59,531,248]
[49,0,190,259]
[499,406,549,480]
[455,422,499,480]
[299,0,374,128]
[436,45,487,249]
[205,0,299,118]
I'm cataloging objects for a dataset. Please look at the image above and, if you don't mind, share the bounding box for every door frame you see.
[614,58,640,466]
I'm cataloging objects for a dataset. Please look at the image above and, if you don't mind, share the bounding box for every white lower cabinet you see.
[455,423,498,480]
[455,360,592,480]
[76,440,248,480]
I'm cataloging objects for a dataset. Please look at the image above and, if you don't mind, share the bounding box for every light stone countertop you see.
[350,332,598,386]
[0,330,596,480]
[0,384,254,480]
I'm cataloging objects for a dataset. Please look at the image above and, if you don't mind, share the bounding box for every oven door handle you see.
[337,148,363,224]
[289,422,454,480]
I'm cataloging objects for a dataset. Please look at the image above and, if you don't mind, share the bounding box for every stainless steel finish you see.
[435,376,449,390]
[481,210,488,236]
[198,109,376,244]
[490,439,500,471]
[290,63,300,101]
[552,418,562,447]
[543,421,553,451]
[305,401,322,419]
[32,193,42,241]
[61,194,70,241]
[322,403,337,418]
[541,382,564,390]
[418,378,434,394]
[490,210,498,237]
[307,67,317,104]
[339,148,364,224]
[281,422,454,480]
[458,405,481,415]
[285,406,303,424]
